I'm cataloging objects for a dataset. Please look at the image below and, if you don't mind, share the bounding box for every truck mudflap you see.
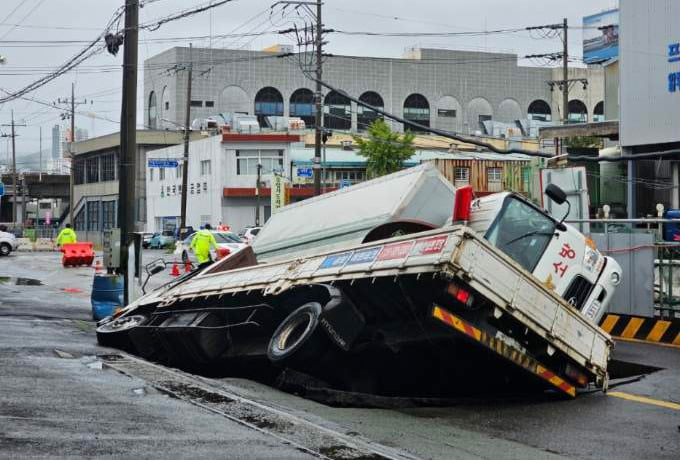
[432,305,578,397]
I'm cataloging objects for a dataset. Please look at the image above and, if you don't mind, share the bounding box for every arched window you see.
[254,87,284,127]
[528,100,552,122]
[403,93,430,132]
[148,91,157,129]
[289,88,315,128]
[357,91,384,130]
[568,100,588,123]
[324,90,351,130]
[593,101,604,122]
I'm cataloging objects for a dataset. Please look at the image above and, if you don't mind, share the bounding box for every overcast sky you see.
[0,0,616,167]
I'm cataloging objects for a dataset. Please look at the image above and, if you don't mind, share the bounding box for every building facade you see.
[144,46,604,136]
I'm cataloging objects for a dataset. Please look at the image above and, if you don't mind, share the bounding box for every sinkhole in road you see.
[0,276,43,286]
[607,359,663,380]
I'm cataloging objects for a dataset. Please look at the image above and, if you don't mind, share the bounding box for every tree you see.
[353,119,415,178]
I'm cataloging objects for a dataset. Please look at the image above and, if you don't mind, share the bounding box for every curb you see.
[599,314,680,346]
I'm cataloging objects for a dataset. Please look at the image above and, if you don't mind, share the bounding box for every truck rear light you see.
[564,363,589,388]
[452,185,473,223]
[447,283,474,307]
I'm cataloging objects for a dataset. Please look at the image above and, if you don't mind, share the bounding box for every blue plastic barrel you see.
[91,274,124,320]
[663,210,680,242]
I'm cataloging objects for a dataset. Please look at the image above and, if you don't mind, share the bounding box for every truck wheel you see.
[0,243,10,256]
[96,314,147,351]
[267,302,323,363]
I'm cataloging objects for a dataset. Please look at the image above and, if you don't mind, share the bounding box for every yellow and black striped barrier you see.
[599,314,680,347]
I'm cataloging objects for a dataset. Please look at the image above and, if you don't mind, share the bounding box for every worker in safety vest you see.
[190,223,219,268]
[56,223,77,247]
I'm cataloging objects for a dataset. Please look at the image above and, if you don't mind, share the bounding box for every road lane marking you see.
[600,314,619,333]
[646,320,671,342]
[608,391,680,410]
[620,317,645,339]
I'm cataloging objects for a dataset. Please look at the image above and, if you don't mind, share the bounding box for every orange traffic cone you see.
[170,262,180,277]
[94,259,104,274]
[184,261,192,273]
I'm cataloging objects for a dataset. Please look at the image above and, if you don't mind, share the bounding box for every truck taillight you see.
[447,283,474,307]
[453,185,473,223]
[564,363,589,388]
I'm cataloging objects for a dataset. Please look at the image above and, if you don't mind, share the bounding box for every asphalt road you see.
[1,251,679,459]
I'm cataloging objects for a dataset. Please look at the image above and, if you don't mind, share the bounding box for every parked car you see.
[0,228,19,256]
[181,230,246,262]
[141,233,154,249]
[149,231,176,249]
[239,226,261,244]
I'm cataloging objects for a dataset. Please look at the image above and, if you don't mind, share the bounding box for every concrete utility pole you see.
[56,83,88,225]
[118,0,139,305]
[1,110,26,226]
[180,43,193,233]
[561,18,568,125]
[313,0,323,196]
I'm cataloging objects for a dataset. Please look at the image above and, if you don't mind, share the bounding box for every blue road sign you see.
[0,182,4,197]
[297,167,313,178]
[339,179,352,189]
[148,159,179,168]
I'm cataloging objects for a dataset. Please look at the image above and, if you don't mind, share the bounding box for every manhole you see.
[0,276,43,286]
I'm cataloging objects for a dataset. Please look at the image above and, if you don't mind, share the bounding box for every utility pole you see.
[313,0,323,196]
[180,43,193,233]
[255,162,262,226]
[1,111,26,226]
[561,18,568,125]
[39,126,42,182]
[118,0,139,305]
[56,83,88,225]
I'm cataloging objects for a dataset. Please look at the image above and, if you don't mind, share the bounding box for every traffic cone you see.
[94,259,104,274]
[184,261,192,273]
[170,262,180,277]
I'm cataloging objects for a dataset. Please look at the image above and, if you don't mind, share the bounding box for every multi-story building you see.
[144,46,603,137]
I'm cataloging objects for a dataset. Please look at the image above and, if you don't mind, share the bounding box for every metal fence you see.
[568,218,680,319]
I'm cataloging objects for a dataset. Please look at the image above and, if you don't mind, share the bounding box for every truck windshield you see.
[485,197,556,272]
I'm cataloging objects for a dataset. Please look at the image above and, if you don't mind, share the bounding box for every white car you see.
[0,230,19,256]
[240,226,261,244]
[180,231,247,263]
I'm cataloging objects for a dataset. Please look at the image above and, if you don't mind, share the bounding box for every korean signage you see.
[668,42,680,93]
[148,159,179,168]
[271,173,288,214]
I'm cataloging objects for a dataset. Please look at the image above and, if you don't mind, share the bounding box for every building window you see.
[324,90,351,131]
[593,101,604,122]
[567,100,588,123]
[528,100,552,122]
[159,168,165,180]
[148,91,158,129]
[164,101,169,110]
[176,164,182,178]
[357,91,384,130]
[487,167,502,192]
[454,167,470,186]
[86,201,99,231]
[324,169,366,185]
[74,209,86,231]
[101,153,115,181]
[74,159,85,185]
[290,88,315,127]
[102,201,115,229]
[437,109,456,118]
[150,168,154,181]
[236,149,283,176]
[205,100,215,108]
[86,157,99,183]
[254,87,284,127]
[203,182,207,191]
[200,160,211,176]
[39,202,52,210]
[479,114,492,124]
[190,100,203,107]
[403,93,430,132]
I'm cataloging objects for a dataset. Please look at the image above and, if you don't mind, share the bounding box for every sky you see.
[0,0,617,169]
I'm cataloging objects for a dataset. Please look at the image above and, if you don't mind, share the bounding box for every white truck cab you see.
[468,192,621,323]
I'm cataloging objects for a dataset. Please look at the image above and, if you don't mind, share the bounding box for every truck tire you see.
[267,302,323,363]
[96,314,148,352]
[0,243,10,256]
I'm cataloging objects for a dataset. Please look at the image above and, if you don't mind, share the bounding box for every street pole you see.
[118,0,138,305]
[313,0,323,196]
[180,43,193,233]
[69,82,75,225]
[39,126,42,182]
[11,111,17,225]
[255,163,262,226]
[562,18,568,126]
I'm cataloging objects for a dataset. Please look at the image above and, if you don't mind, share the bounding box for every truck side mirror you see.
[545,184,567,205]
[545,184,570,231]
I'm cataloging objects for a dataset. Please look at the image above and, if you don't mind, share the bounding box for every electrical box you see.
[103,228,121,269]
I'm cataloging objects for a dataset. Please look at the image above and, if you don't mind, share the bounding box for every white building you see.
[146,132,303,233]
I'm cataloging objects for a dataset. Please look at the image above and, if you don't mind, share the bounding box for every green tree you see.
[353,119,415,178]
